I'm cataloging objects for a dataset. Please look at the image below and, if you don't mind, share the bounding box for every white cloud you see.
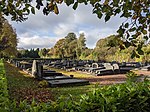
[8,3,125,49]
[53,23,77,37]
[18,34,58,49]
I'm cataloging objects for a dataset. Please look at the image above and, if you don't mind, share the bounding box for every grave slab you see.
[42,76,72,80]
[42,72,63,77]
[47,79,89,87]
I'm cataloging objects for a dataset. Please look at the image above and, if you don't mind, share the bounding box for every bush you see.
[38,80,49,88]
[77,81,150,112]
[126,71,139,82]
[8,80,150,112]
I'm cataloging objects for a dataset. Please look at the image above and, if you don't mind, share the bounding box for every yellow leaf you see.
[54,5,59,14]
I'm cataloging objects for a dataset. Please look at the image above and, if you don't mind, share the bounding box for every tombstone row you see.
[10,59,90,87]
[8,59,150,76]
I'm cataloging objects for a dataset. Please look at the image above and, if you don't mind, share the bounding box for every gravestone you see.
[32,60,43,79]
[104,63,113,70]
[140,65,150,71]
[15,61,20,68]
[95,63,114,76]
[112,63,120,74]
[92,63,99,68]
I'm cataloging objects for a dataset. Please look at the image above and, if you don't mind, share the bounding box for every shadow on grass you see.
[4,62,54,103]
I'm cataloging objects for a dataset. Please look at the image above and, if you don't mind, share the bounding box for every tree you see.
[53,38,66,58]
[65,33,77,43]
[17,48,40,58]
[76,33,86,59]
[0,15,18,58]
[38,48,49,58]
[64,32,77,58]
[52,32,78,59]
[94,35,120,61]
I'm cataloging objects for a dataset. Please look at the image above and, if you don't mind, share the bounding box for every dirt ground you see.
[83,70,150,85]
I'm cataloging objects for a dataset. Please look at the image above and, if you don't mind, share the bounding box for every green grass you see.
[4,62,96,103]
[51,84,95,100]
[0,59,9,111]
[45,66,94,78]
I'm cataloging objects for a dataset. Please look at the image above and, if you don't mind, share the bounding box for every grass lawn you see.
[4,62,96,103]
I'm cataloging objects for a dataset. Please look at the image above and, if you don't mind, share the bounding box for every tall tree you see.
[64,32,77,58]
[94,35,120,61]
[53,38,66,58]
[76,33,86,59]
[65,33,77,43]
[0,16,18,57]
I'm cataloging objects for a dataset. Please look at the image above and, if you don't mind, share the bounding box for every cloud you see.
[18,34,58,49]
[53,23,77,37]
[8,3,125,49]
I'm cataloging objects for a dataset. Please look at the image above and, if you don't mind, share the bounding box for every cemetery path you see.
[134,70,150,76]
[83,70,150,85]
[83,74,127,85]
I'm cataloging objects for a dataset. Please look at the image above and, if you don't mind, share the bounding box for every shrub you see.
[126,71,139,82]
[38,80,49,88]
[9,80,150,112]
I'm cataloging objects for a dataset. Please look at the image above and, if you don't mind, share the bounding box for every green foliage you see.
[94,35,120,61]
[47,34,150,62]
[17,48,40,58]
[0,60,9,111]
[77,81,150,112]
[76,33,86,59]
[0,15,18,58]
[126,71,138,82]
[8,80,150,112]
[38,80,49,88]
[38,48,49,58]
[51,32,88,59]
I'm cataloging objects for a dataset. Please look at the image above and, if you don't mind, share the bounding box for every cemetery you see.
[8,58,150,81]
[5,58,150,88]
[0,1,150,111]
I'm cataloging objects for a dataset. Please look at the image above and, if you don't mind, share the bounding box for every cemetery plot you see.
[42,76,72,80]
[4,61,95,103]
[11,59,90,87]
[139,65,150,71]
[48,79,90,87]
[12,59,145,77]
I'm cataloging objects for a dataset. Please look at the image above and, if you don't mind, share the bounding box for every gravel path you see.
[83,74,126,85]
[83,70,150,85]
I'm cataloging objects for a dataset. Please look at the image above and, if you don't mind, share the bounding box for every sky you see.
[8,3,125,49]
